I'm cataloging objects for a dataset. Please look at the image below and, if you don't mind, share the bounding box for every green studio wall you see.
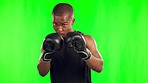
[0,0,148,83]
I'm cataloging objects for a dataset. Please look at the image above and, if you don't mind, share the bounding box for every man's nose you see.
[57,26,63,32]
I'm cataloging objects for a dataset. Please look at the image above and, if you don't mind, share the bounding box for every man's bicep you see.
[85,35,102,59]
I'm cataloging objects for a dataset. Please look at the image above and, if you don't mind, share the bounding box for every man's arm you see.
[37,33,63,76]
[84,35,104,72]
[37,47,51,77]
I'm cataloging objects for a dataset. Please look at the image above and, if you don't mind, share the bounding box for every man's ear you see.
[71,18,75,25]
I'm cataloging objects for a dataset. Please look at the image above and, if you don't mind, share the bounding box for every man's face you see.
[52,14,74,37]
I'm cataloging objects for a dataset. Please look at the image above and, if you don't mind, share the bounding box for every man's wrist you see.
[42,52,52,62]
[41,59,51,64]
[83,51,92,61]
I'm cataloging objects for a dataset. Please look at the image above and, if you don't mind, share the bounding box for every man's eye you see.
[62,24,67,27]
[53,23,57,26]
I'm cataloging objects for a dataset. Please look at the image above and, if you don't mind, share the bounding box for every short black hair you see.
[52,3,74,16]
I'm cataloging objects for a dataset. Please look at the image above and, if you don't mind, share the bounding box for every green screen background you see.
[0,0,148,83]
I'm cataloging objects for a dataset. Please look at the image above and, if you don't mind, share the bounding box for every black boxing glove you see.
[42,33,63,61]
[64,32,91,61]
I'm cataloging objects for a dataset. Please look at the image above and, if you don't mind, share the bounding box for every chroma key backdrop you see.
[0,0,148,83]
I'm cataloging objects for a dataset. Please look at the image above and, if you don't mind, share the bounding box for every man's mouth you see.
[59,33,65,37]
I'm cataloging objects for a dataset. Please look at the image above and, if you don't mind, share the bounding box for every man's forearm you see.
[37,59,51,76]
[86,55,103,72]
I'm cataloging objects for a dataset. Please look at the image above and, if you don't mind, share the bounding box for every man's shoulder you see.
[74,30,94,41]
[83,35,94,42]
